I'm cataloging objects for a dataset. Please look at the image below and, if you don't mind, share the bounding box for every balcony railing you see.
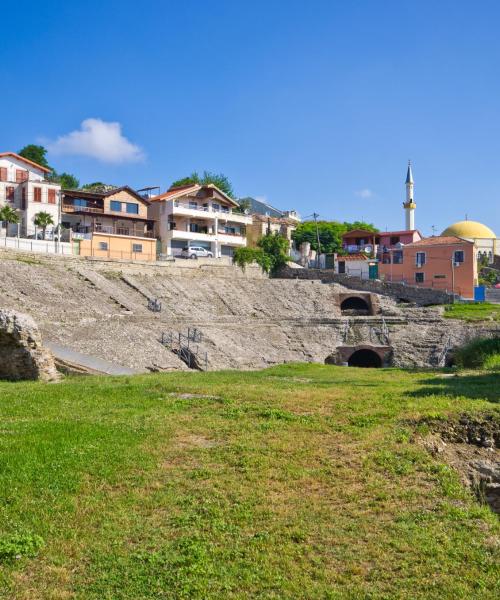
[73,225,154,239]
[62,202,104,214]
[173,200,232,215]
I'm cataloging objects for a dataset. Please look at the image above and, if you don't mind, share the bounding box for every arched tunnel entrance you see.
[347,348,382,368]
[340,296,371,316]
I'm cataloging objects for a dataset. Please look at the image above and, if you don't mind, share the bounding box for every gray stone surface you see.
[0,309,58,381]
[0,248,498,372]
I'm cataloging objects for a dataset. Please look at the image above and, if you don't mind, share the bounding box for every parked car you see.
[181,246,214,259]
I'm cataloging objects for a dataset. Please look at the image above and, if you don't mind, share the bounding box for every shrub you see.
[454,337,500,370]
[233,247,271,273]
[0,533,44,562]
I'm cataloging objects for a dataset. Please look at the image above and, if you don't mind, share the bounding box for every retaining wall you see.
[277,267,453,306]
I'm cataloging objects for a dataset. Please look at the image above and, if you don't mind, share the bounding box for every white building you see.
[0,152,61,237]
[149,183,252,258]
[334,253,372,278]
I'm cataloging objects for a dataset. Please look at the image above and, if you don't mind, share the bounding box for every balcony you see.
[62,201,104,214]
[169,201,251,224]
[72,225,154,239]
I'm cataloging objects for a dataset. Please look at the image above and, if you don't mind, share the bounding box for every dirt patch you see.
[416,414,500,513]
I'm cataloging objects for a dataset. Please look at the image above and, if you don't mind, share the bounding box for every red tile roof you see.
[0,152,51,173]
[338,253,370,261]
[405,235,473,247]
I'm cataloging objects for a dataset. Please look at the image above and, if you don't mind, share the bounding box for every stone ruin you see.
[0,309,59,381]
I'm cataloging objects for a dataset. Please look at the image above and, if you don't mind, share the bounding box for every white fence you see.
[0,236,75,255]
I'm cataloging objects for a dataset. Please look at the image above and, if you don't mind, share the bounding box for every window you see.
[434,274,446,279]
[338,261,346,274]
[132,244,143,253]
[33,187,42,202]
[21,188,26,210]
[454,250,464,264]
[6,187,15,201]
[168,221,176,230]
[16,169,28,182]
[126,203,139,214]
[415,272,424,283]
[415,251,426,267]
[0,167,7,181]
[390,236,400,246]
[189,200,198,209]
[110,200,122,212]
[212,202,220,212]
[48,189,56,204]
[99,242,108,251]
[393,250,403,264]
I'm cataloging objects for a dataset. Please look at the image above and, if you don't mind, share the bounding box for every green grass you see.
[444,302,500,321]
[454,337,500,371]
[0,365,498,599]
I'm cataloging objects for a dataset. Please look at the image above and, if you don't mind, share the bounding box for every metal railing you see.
[173,201,232,215]
[160,328,208,370]
[62,203,104,214]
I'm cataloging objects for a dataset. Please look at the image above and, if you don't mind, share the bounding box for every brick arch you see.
[326,344,393,368]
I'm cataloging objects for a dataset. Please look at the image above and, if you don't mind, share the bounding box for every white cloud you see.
[46,118,144,164]
[355,188,374,199]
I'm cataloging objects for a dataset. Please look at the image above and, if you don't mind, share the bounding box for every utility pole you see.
[451,257,455,303]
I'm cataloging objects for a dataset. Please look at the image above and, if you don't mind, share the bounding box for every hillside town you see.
[0,150,498,301]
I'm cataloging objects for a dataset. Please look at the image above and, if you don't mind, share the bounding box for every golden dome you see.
[441,220,496,239]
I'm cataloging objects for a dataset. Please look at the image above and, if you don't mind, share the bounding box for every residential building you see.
[239,196,301,222]
[246,213,298,254]
[379,236,477,299]
[334,253,375,279]
[149,183,252,258]
[342,229,422,258]
[0,152,61,237]
[61,186,156,261]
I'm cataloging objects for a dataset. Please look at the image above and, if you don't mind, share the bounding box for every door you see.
[369,263,378,279]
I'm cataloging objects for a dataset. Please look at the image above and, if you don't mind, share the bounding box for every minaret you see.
[403,161,416,230]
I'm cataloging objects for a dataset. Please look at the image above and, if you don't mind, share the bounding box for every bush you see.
[454,337,500,370]
[233,247,271,273]
[0,533,44,562]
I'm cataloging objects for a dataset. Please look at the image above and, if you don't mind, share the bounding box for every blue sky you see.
[2,0,499,235]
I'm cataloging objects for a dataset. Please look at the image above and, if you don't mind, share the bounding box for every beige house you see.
[61,186,156,261]
[246,213,298,254]
[149,183,252,257]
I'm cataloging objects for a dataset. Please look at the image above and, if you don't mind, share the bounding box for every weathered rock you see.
[0,309,59,381]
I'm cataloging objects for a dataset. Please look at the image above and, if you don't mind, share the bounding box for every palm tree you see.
[34,211,55,240]
[0,205,20,238]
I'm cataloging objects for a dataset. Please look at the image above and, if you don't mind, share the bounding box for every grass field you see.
[444,302,500,321]
[0,365,498,599]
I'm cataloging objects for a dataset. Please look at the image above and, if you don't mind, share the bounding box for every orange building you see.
[378,236,478,299]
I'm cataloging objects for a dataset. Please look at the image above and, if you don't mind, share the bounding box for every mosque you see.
[441,220,497,263]
[404,162,497,263]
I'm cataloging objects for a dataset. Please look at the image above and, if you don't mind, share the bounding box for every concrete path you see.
[47,342,142,376]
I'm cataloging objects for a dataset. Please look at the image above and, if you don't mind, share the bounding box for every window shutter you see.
[0,167,7,181]
[48,189,56,204]
[6,187,15,201]
[34,187,42,202]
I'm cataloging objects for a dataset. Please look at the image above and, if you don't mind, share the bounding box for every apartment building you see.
[61,186,156,261]
[0,152,61,237]
[149,183,252,257]
[381,236,477,299]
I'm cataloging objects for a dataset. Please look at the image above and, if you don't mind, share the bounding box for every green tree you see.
[0,205,20,237]
[34,212,55,240]
[234,198,251,214]
[233,247,271,273]
[171,171,235,198]
[52,172,79,189]
[257,232,289,273]
[81,182,116,193]
[18,145,50,169]
[292,220,378,254]
[233,232,289,274]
